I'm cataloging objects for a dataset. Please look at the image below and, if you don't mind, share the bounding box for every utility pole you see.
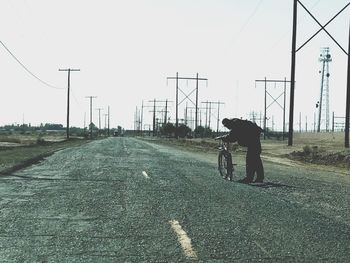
[95,108,103,136]
[59,68,80,139]
[214,101,225,134]
[289,0,350,146]
[186,106,205,131]
[255,78,290,140]
[201,101,212,129]
[283,78,287,140]
[83,112,86,133]
[289,0,297,146]
[167,72,208,138]
[152,99,156,135]
[104,113,108,130]
[148,99,168,136]
[140,101,144,136]
[314,112,317,132]
[200,101,224,134]
[85,96,97,139]
[141,101,153,136]
[305,115,308,132]
[108,106,110,137]
[203,100,209,128]
[345,22,350,147]
[164,99,168,125]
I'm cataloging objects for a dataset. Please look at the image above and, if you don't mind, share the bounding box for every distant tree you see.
[177,124,191,138]
[194,126,213,138]
[160,122,175,137]
[44,123,64,130]
[117,126,122,134]
[70,127,85,137]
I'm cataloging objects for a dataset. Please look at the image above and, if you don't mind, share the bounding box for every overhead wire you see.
[230,0,264,46]
[237,0,264,36]
[0,40,64,90]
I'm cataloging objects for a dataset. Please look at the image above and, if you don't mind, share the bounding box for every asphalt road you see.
[0,137,349,262]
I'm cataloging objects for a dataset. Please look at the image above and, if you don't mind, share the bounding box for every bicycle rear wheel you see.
[218,151,233,180]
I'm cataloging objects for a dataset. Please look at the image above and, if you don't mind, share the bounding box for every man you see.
[221,118,264,184]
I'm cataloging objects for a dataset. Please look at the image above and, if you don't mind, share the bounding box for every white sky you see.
[0,0,349,131]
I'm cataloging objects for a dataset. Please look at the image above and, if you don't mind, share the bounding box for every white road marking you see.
[142,171,150,179]
[169,220,198,260]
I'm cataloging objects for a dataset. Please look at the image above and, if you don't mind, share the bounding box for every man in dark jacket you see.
[221,118,264,184]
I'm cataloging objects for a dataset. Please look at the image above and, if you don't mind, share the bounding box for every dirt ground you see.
[262,132,346,155]
[261,132,350,169]
[141,132,350,172]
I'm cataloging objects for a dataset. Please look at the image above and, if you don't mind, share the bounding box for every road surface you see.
[0,137,349,262]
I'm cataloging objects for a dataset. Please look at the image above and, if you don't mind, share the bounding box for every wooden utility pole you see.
[148,99,168,136]
[85,96,97,139]
[59,68,80,139]
[289,0,297,146]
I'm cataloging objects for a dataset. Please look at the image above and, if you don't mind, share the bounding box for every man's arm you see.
[222,130,237,143]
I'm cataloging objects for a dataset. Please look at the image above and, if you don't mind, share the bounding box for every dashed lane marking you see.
[142,171,150,179]
[169,220,198,260]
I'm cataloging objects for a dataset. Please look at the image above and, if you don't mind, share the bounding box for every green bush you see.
[302,145,312,155]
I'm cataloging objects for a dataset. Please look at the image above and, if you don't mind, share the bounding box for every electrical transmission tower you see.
[317,47,332,132]
[167,73,208,138]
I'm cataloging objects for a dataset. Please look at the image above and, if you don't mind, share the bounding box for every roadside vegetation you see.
[0,124,88,174]
[140,131,350,170]
[0,136,88,175]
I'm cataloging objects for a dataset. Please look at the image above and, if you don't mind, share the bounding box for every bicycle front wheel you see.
[218,151,233,180]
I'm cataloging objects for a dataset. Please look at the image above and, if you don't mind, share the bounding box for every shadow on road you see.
[247,181,296,189]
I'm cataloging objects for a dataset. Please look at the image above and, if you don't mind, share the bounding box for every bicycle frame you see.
[217,139,234,180]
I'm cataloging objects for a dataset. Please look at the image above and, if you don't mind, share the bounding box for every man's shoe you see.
[238,177,253,184]
[253,178,264,183]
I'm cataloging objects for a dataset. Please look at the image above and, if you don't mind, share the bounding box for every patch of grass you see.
[0,138,88,174]
[0,136,22,144]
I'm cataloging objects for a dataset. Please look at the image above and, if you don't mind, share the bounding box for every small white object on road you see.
[142,171,150,179]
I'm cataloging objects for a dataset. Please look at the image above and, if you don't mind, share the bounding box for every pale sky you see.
[0,0,349,131]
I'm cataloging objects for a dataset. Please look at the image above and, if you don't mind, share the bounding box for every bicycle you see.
[215,136,235,181]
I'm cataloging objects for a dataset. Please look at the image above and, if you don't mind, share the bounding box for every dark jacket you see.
[223,118,263,147]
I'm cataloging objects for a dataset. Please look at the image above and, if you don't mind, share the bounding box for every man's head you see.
[222,118,232,129]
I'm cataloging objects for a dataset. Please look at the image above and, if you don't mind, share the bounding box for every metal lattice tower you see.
[317,47,332,132]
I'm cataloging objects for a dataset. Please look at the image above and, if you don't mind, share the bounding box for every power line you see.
[230,0,264,46]
[0,40,63,90]
[237,0,263,35]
